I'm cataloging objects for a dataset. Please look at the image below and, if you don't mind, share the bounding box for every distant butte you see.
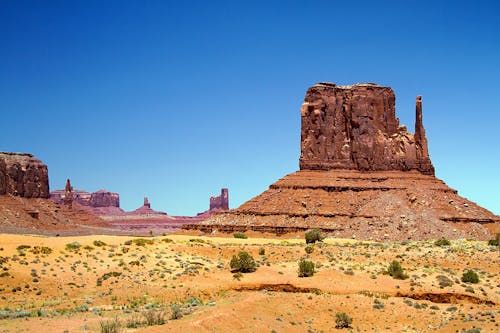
[184,82,499,240]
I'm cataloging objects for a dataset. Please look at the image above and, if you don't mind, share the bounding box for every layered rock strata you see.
[0,152,49,198]
[184,82,499,240]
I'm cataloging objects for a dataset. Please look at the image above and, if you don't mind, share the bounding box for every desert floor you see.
[0,232,498,333]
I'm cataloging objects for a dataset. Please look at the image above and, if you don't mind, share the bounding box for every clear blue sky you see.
[1,0,499,215]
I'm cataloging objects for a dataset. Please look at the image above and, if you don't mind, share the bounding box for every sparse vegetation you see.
[461,269,479,283]
[434,238,451,247]
[30,246,52,255]
[335,312,353,328]
[142,309,166,326]
[131,238,154,246]
[230,251,257,273]
[16,245,31,251]
[298,259,315,277]
[93,240,107,247]
[387,260,408,280]
[65,242,81,252]
[99,317,123,333]
[305,228,323,244]
[305,245,314,254]
[488,238,499,246]
[258,247,265,255]
[233,232,248,239]
[170,304,183,320]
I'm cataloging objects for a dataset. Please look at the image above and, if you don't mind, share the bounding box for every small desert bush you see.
[335,312,353,328]
[461,269,479,283]
[16,245,31,251]
[142,309,166,326]
[258,247,265,255]
[30,246,52,255]
[387,260,408,280]
[99,317,123,333]
[305,245,314,254]
[233,232,247,239]
[170,303,183,320]
[298,259,315,277]
[93,240,107,247]
[65,242,81,252]
[488,238,499,246]
[131,238,154,246]
[230,251,256,273]
[305,229,323,244]
[434,238,451,247]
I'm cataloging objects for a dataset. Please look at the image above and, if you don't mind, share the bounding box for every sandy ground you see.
[0,233,498,332]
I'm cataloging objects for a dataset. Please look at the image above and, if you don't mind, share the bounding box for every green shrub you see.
[298,259,315,277]
[30,246,52,255]
[99,317,123,333]
[233,232,247,239]
[230,251,256,273]
[258,247,265,255]
[170,304,183,320]
[434,238,451,247]
[305,229,323,244]
[335,312,352,328]
[65,242,81,252]
[93,240,107,247]
[16,245,31,251]
[131,238,154,246]
[387,260,408,280]
[461,270,479,283]
[305,245,314,254]
[487,238,499,246]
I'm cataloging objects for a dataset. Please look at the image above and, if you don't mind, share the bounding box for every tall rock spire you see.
[414,96,434,175]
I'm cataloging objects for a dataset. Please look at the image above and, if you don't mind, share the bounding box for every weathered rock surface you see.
[184,82,499,240]
[300,83,434,175]
[0,152,50,198]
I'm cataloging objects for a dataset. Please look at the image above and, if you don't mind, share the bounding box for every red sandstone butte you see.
[184,82,499,240]
[300,83,434,175]
[0,152,49,198]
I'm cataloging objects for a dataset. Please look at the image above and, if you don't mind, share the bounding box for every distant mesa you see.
[51,184,121,214]
[185,82,499,240]
[50,182,230,232]
[0,152,50,198]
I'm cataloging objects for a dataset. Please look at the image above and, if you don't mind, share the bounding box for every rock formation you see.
[51,186,119,209]
[210,188,229,211]
[63,179,73,207]
[299,83,434,175]
[89,190,120,208]
[184,82,499,240]
[0,152,49,198]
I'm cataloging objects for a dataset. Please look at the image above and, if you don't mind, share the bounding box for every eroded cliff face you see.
[299,83,434,175]
[0,152,49,198]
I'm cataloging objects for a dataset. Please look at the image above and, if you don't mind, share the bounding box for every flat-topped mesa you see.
[0,152,50,198]
[299,83,435,175]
